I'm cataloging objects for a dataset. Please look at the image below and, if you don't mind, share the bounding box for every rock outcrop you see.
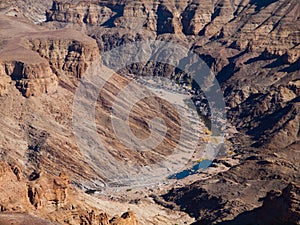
[161,141,300,224]
[205,183,300,225]
[0,160,138,225]
[0,60,58,97]
[0,15,99,97]
[110,211,138,225]
[28,34,100,79]
[46,1,113,26]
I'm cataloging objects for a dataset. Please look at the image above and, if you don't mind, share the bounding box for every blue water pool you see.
[168,159,212,180]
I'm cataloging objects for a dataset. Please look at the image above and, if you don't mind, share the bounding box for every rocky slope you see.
[0,15,99,97]
[0,7,198,225]
[0,12,142,225]
[0,160,138,225]
[44,0,300,149]
[0,0,299,225]
[0,0,52,23]
[43,0,300,224]
[161,141,300,224]
[213,182,300,225]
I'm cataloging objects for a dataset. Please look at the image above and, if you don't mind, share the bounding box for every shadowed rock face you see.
[161,141,300,224]
[202,183,300,225]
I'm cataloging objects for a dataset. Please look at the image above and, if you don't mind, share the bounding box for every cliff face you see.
[44,0,300,150]
[46,1,114,26]
[0,161,138,225]
[28,36,100,79]
[45,0,299,53]
[0,15,100,97]
[0,60,58,97]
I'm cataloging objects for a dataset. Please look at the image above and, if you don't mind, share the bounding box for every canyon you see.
[0,0,299,224]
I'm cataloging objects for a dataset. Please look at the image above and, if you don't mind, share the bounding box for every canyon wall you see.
[44,0,300,149]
